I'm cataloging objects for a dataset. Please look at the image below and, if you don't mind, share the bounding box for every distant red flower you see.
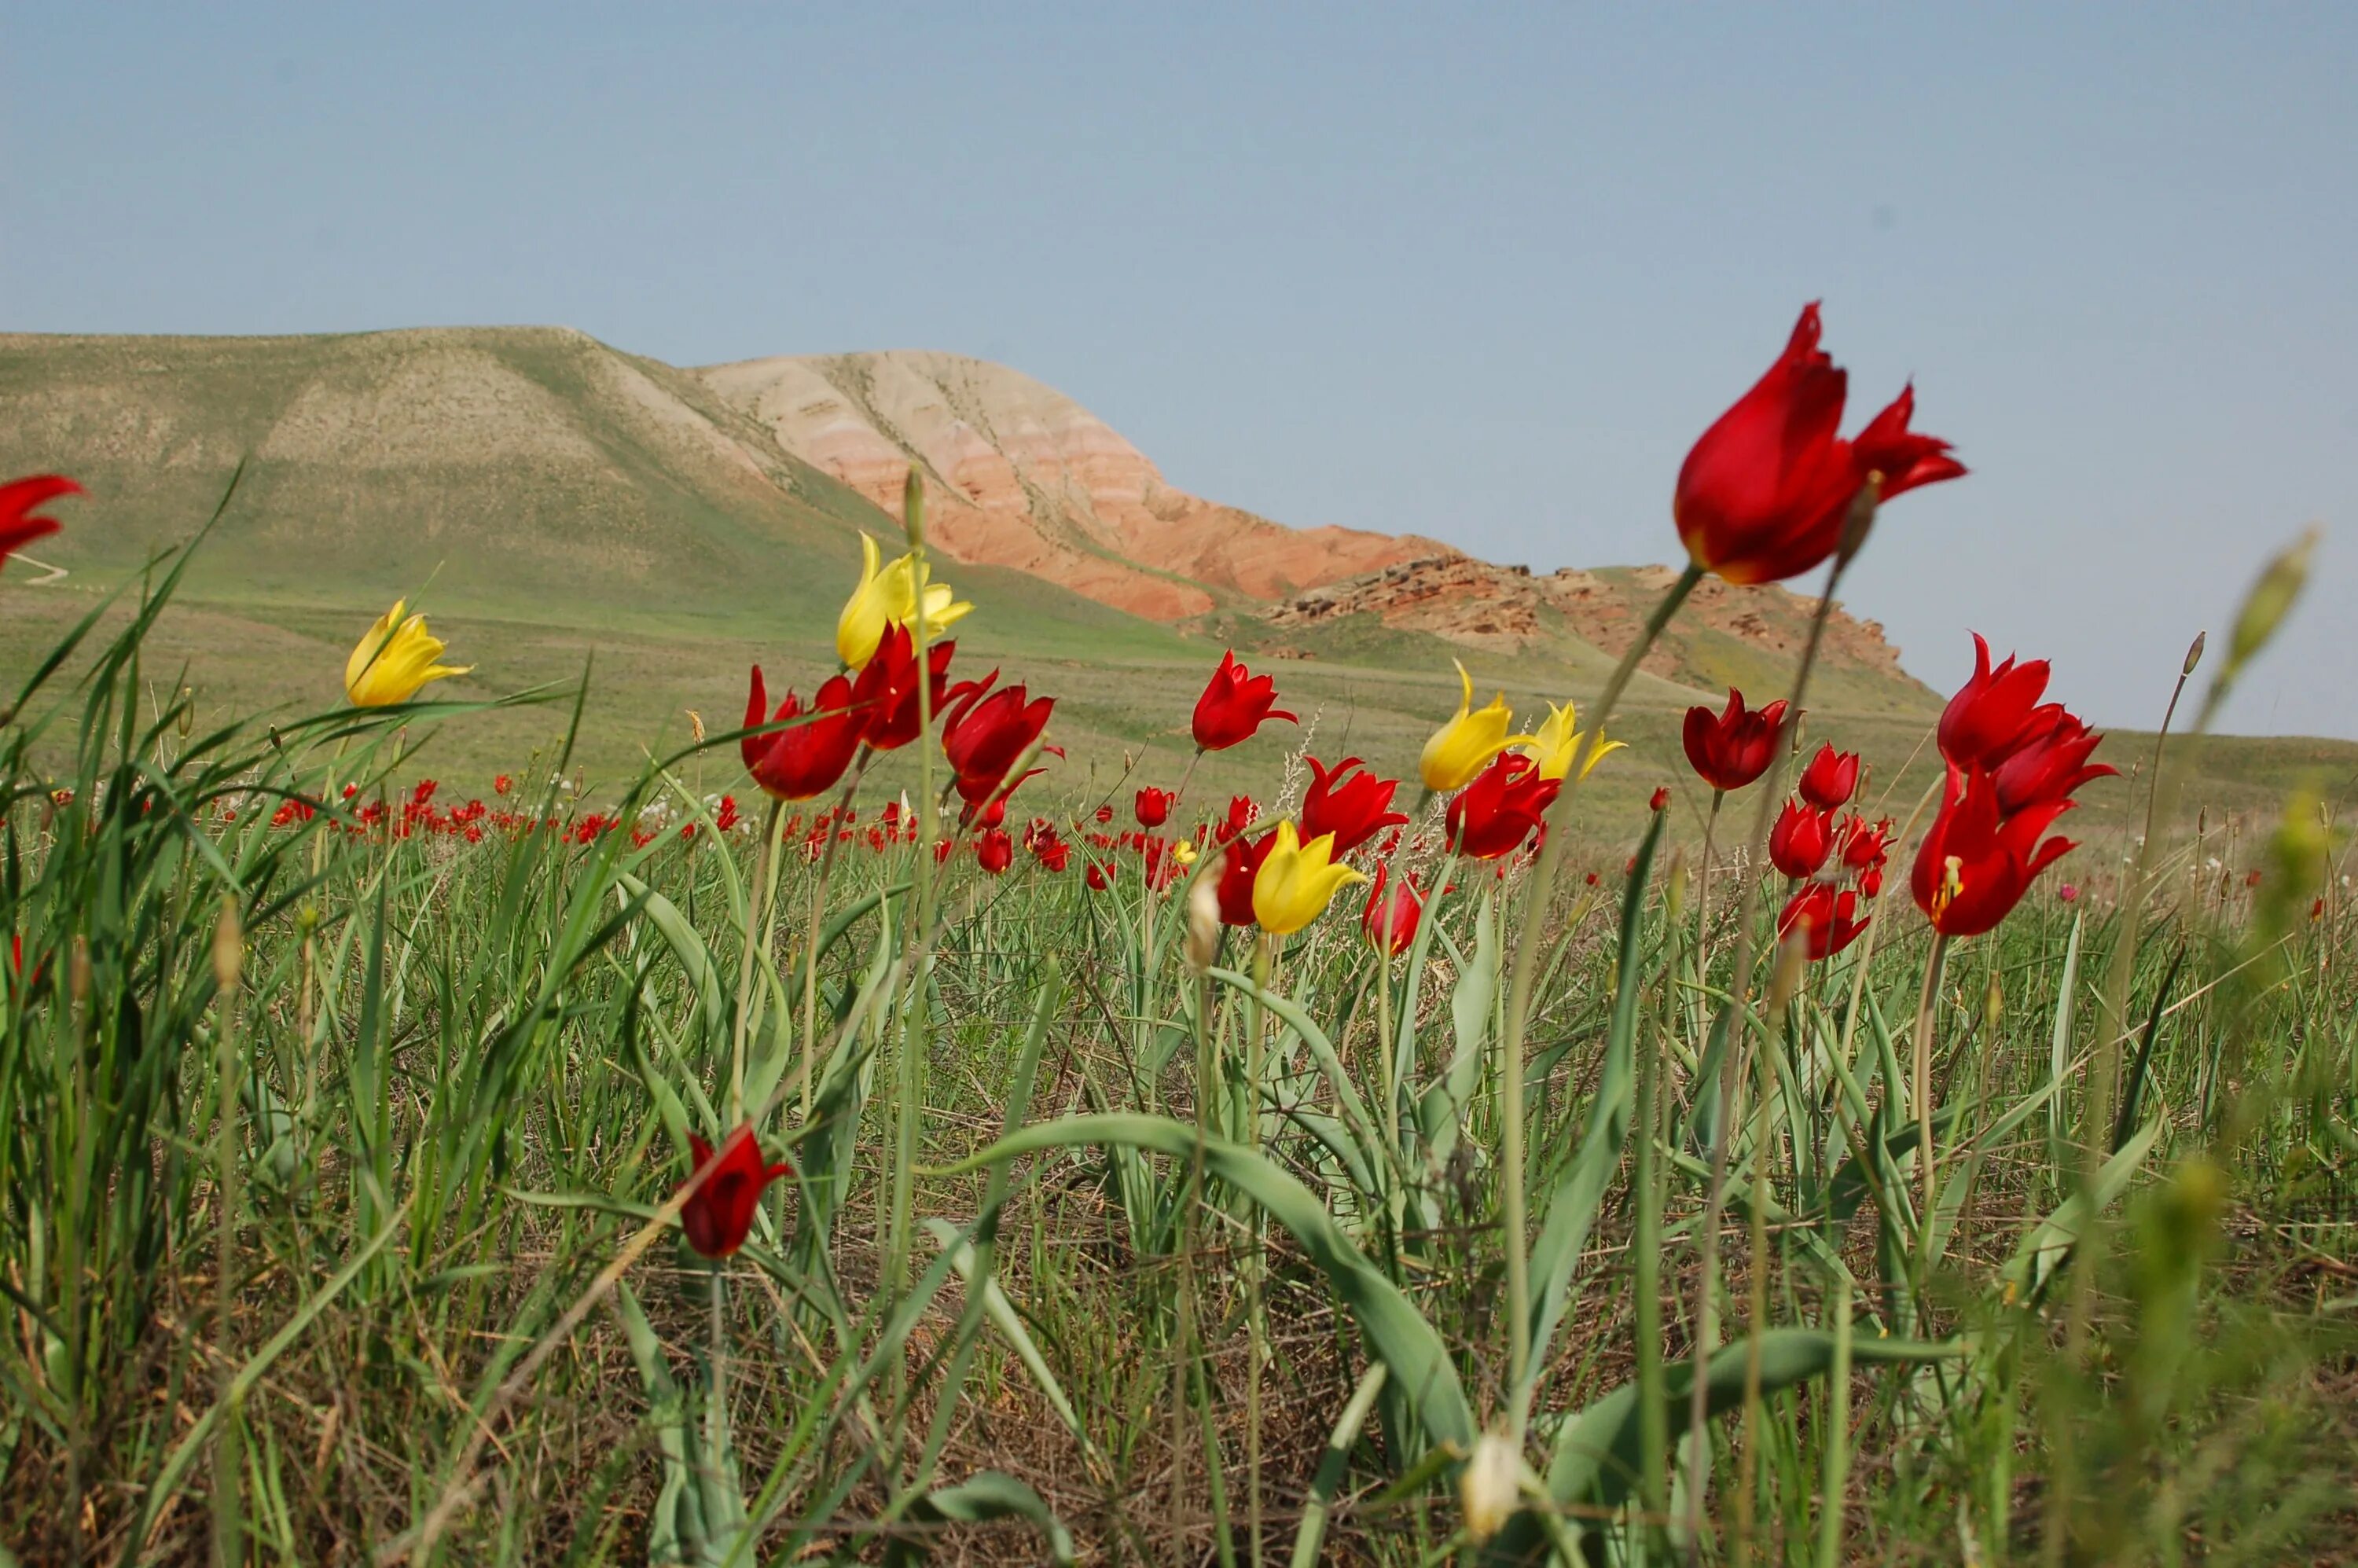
[1649,786,1671,813]
[1302,755,1408,857]
[1778,883,1870,960]
[1445,753,1559,861]
[1085,858,1115,891]
[1135,786,1174,828]
[1673,304,1964,586]
[1911,765,2076,938]
[1768,799,1838,879]
[1836,813,1893,877]
[1214,830,1277,927]
[714,795,739,832]
[1095,804,1115,824]
[850,624,957,752]
[1797,743,1860,811]
[679,1126,792,1258]
[1192,650,1295,751]
[976,828,1014,876]
[743,666,868,801]
[0,474,79,575]
[1361,862,1423,957]
[963,795,1007,830]
[940,674,1058,806]
[1214,795,1258,845]
[1682,689,1788,793]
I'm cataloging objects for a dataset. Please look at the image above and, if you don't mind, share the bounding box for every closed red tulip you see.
[1777,883,1870,961]
[1301,755,1409,857]
[743,666,868,802]
[850,623,956,752]
[1192,650,1296,751]
[1135,786,1175,828]
[1214,794,1258,845]
[0,474,79,575]
[1682,689,1788,793]
[1674,303,1966,585]
[975,828,1014,876]
[1214,829,1277,927]
[942,674,1058,805]
[1910,765,2076,938]
[1362,861,1423,957]
[1768,799,1838,879]
[1445,753,1559,861]
[1797,743,1860,811]
[680,1126,792,1258]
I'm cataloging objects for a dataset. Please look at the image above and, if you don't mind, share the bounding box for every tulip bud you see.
[1460,1430,1522,1544]
[1984,971,2004,1036]
[69,936,91,1005]
[212,898,244,992]
[2182,631,2206,678]
[2218,525,2318,696]
[1768,927,1808,1013]
[1183,873,1221,974]
[1835,472,1883,571]
[902,466,927,552]
[176,688,195,739]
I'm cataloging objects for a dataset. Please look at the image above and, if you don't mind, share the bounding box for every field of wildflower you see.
[3,307,2353,1566]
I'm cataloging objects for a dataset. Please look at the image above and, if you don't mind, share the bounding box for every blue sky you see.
[6,3,2353,736]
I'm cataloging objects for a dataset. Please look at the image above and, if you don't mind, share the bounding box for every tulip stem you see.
[1500,560,1702,1436]
[1245,930,1273,1568]
[732,798,784,1126]
[1913,933,1952,1219]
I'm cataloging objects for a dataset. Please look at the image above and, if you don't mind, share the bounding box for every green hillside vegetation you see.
[2,327,2346,835]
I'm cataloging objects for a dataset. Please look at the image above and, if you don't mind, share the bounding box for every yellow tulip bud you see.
[343,600,472,707]
[1420,661,1527,791]
[1520,698,1624,782]
[1250,819,1367,936]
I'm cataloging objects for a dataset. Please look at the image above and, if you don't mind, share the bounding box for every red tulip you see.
[1990,708,2114,816]
[1768,799,1838,879]
[743,666,868,802]
[1673,304,1965,585]
[1649,786,1671,813]
[679,1126,792,1258]
[1192,650,1296,751]
[1910,765,2076,938]
[1301,755,1409,857]
[1836,813,1893,876]
[1214,795,1258,845]
[975,828,1014,876]
[0,474,79,574]
[850,624,956,752]
[1682,689,1788,793]
[1214,830,1277,927]
[1797,743,1860,811]
[1135,786,1175,828]
[1936,633,2057,773]
[1094,804,1115,824]
[1085,858,1114,891]
[1362,862,1423,957]
[941,674,1058,805]
[1445,753,1559,861]
[1777,883,1870,961]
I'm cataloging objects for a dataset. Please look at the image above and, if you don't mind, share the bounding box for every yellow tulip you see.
[1251,819,1368,936]
[835,534,975,668]
[1420,660,1528,791]
[1521,699,1625,781]
[343,600,471,707]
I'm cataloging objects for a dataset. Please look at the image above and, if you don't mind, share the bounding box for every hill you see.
[0,325,2344,831]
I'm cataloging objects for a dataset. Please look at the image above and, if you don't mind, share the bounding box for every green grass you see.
[5,507,2356,1566]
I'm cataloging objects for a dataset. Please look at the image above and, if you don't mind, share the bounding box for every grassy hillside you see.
[2,327,2349,834]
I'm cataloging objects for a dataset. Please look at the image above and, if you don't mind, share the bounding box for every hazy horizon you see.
[6,3,2352,739]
